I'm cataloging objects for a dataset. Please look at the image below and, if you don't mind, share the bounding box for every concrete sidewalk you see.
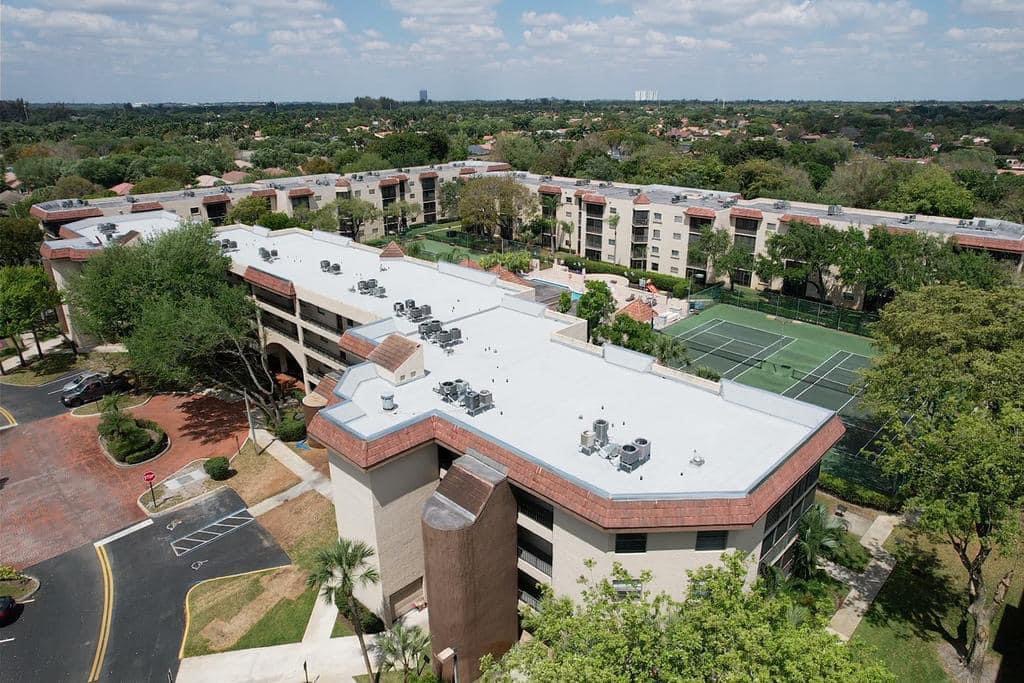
[247,429,332,517]
[826,514,902,641]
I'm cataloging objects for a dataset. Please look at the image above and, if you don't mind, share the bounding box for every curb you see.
[69,394,153,418]
[98,431,172,469]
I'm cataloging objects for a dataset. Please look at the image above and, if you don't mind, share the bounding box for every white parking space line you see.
[0,637,15,644]
[171,509,255,557]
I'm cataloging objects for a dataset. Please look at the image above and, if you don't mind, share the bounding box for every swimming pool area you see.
[529,277,582,301]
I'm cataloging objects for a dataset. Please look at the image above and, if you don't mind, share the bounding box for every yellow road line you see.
[178,564,290,660]
[0,405,16,428]
[88,545,114,682]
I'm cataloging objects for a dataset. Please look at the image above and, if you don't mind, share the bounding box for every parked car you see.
[0,596,17,625]
[60,374,131,407]
[62,371,102,393]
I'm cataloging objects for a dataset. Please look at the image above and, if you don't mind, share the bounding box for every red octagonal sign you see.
[144,470,156,483]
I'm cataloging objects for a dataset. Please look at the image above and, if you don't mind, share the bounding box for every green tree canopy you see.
[0,217,43,266]
[575,280,616,341]
[0,264,62,360]
[484,555,892,682]
[755,221,845,302]
[882,165,976,219]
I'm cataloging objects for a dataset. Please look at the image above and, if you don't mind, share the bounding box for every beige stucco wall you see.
[550,509,764,602]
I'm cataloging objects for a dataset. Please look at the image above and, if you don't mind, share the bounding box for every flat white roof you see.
[65,211,183,244]
[321,304,832,499]
[218,226,523,333]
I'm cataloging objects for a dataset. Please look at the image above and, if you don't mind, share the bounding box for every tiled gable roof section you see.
[338,331,378,360]
[418,171,439,180]
[486,163,512,172]
[251,188,277,198]
[335,178,351,188]
[633,193,651,205]
[685,206,717,219]
[30,206,103,222]
[582,193,606,205]
[379,241,405,259]
[288,187,315,198]
[730,207,763,220]
[779,214,820,226]
[367,334,420,372]
[130,202,163,213]
[202,194,231,205]
[242,266,295,297]
[537,184,562,195]
[617,299,655,324]
[954,233,1024,254]
[459,167,477,175]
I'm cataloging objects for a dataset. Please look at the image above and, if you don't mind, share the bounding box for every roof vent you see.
[580,430,597,454]
[690,453,705,467]
[381,393,396,411]
[593,419,609,447]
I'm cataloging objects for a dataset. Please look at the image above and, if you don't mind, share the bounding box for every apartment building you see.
[209,225,840,681]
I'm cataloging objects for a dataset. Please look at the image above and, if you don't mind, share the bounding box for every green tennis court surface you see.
[662,304,895,494]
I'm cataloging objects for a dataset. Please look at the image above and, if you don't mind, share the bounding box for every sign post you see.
[144,470,157,509]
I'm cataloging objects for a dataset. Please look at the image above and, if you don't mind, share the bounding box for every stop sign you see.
[144,471,156,483]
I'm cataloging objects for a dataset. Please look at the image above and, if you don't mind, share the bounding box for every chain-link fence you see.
[719,289,878,336]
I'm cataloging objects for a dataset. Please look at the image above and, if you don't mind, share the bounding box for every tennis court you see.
[661,303,895,494]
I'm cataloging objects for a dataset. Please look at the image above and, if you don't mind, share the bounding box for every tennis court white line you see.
[718,335,788,379]
[794,352,852,400]
[781,351,845,397]
[835,388,864,414]
[688,336,735,364]
[729,336,797,381]
[672,318,724,341]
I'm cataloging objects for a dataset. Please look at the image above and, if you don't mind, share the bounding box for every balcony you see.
[585,218,603,234]
[631,245,647,259]
[303,330,345,362]
[517,545,552,576]
[299,304,342,335]
[518,590,541,610]
[261,312,298,340]
[632,213,650,228]
[422,190,436,202]
[631,229,648,243]
[585,235,602,250]
[254,287,296,315]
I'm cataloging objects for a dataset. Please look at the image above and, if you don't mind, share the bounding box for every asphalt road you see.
[98,488,290,682]
[0,370,84,425]
[0,542,104,683]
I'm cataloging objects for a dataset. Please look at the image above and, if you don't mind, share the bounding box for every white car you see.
[62,371,102,393]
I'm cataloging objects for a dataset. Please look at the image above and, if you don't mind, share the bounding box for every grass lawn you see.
[851,525,1024,681]
[226,441,301,507]
[182,491,338,656]
[0,350,129,386]
[331,612,355,638]
[824,529,872,573]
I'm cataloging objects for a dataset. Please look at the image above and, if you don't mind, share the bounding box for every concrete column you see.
[301,391,328,448]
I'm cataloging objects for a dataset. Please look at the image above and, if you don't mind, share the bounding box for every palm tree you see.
[371,619,431,683]
[651,335,689,368]
[558,220,574,253]
[792,503,845,579]
[307,539,381,679]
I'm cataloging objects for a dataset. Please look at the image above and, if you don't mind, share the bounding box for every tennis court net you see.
[685,337,765,369]
[790,368,862,395]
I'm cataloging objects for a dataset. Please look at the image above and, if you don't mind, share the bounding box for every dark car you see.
[0,596,17,625]
[60,373,130,407]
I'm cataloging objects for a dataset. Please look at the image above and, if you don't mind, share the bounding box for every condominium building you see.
[222,225,841,680]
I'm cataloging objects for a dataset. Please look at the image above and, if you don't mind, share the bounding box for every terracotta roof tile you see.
[486,163,512,172]
[379,241,405,259]
[335,178,351,188]
[58,226,83,239]
[617,299,655,324]
[242,266,295,297]
[367,334,421,372]
[288,187,315,198]
[338,331,378,359]
[537,184,562,195]
[582,193,606,205]
[202,194,232,205]
[954,233,1024,254]
[780,214,820,226]
[251,188,277,198]
[685,206,717,219]
[418,171,438,180]
[459,167,477,175]
[30,206,103,222]
[730,207,763,220]
[488,265,533,288]
[130,202,163,213]
[458,259,485,271]
[632,193,651,205]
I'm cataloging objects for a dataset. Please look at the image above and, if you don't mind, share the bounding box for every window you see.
[608,239,616,246]
[766,222,777,233]
[732,269,752,287]
[672,233,682,240]
[651,246,659,255]
[734,234,757,254]
[670,249,680,259]
[653,212,662,223]
[670,266,679,274]
[354,190,361,197]
[565,196,572,203]
[565,210,572,218]
[609,207,617,214]
[615,533,647,554]
[734,217,759,234]
[695,530,728,551]
[652,229,661,239]
[409,193,415,198]
[674,215,683,223]
[369,188,375,194]
[189,207,200,215]
[612,580,641,599]
[650,262,659,271]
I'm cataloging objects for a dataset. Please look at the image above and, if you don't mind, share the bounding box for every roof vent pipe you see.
[381,393,395,411]
[593,419,609,446]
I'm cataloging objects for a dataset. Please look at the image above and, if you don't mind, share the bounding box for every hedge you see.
[559,254,689,297]
[817,473,901,512]
[274,412,307,442]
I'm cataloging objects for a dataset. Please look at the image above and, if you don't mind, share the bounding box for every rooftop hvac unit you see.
[618,443,641,472]
[827,204,843,216]
[408,307,423,321]
[629,188,640,196]
[222,186,233,193]
[438,380,456,400]
[126,195,137,203]
[437,329,452,345]
[464,390,481,413]
[357,280,369,292]
[575,179,586,186]
[270,249,278,258]
[404,299,416,310]
[381,393,395,411]
[449,327,462,342]
[541,175,552,181]
[593,419,610,447]
[394,301,406,314]
[331,263,341,274]
[478,389,493,409]
[98,223,117,235]
[366,278,377,289]
[454,379,467,397]
[977,219,989,229]
[419,304,432,317]
[428,320,442,334]
[259,247,271,260]
[183,190,195,197]
[228,240,238,249]
[773,200,790,210]
[580,430,597,454]
[320,260,331,271]
[61,200,74,208]
[633,437,651,464]
[671,194,681,203]
[374,286,386,297]
[418,321,431,336]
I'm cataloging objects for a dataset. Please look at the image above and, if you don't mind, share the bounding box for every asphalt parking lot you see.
[0,370,84,426]
[2,488,290,683]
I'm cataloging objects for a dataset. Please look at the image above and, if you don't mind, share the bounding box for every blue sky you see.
[1,1,1022,103]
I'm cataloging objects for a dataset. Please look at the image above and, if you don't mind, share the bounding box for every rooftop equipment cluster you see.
[320,260,342,274]
[258,247,279,262]
[219,239,238,251]
[435,379,494,416]
[580,418,651,473]
[393,299,432,323]
[356,278,386,298]
[417,320,462,349]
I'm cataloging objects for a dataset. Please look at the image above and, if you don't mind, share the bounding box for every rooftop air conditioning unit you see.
[827,204,843,216]
[331,263,341,274]
[125,195,137,203]
[320,260,331,272]
[593,419,610,447]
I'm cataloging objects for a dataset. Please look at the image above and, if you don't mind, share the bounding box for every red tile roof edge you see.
[685,206,717,219]
[338,330,379,359]
[730,207,763,220]
[242,265,296,297]
[251,188,277,198]
[288,187,315,198]
[379,241,405,259]
[130,202,164,213]
[202,194,232,205]
[30,206,103,222]
[954,233,1024,254]
[779,214,820,226]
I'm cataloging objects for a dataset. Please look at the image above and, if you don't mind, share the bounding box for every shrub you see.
[557,291,573,314]
[561,255,688,295]
[817,473,900,512]
[204,456,231,481]
[0,565,24,581]
[337,596,386,634]
[274,412,306,442]
[823,531,871,573]
[672,281,690,299]
[693,366,721,382]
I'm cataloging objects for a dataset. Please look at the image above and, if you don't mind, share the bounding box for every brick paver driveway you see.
[1,394,249,569]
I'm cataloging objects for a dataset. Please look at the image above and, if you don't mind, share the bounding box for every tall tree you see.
[0,265,62,361]
[688,226,731,282]
[457,176,537,239]
[755,221,844,302]
[0,217,44,266]
[863,285,1024,675]
[307,539,381,680]
[332,198,382,240]
[483,555,893,681]
[371,620,431,683]
[575,280,616,341]
[792,504,845,580]
[383,200,420,234]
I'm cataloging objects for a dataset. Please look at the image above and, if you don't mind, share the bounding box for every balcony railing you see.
[261,314,298,340]
[585,236,602,249]
[631,230,648,243]
[303,332,344,362]
[255,289,296,315]
[299,312,341,335]
[632,214,650,227]
[518,545,552,576]
[518,590,541,610]
[585,218,603,234]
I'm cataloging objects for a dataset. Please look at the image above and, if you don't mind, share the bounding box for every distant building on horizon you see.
[634,89,658,102]
[419,89,428,103]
